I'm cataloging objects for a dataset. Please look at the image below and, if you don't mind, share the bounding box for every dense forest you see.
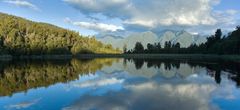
[125,27,240,55]
[0,13,120,56]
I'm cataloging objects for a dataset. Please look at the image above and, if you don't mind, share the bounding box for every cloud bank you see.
[64,17,124,32]
[62,0,239,34]
[63,81,218,110]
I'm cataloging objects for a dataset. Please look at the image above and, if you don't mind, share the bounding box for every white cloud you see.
[196,9,240,33]
[73,77,124,88]
[4,98,41,109]
[64,18,124,32]
[63,82,219,110]
[225,9,238,15]
[63,0,128,11]
[210,0,221,5]
[3,0,40,11]
[64,0,239,34]
[64,0,219,28]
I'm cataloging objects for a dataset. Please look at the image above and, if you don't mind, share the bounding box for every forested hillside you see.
[0,13,120,55]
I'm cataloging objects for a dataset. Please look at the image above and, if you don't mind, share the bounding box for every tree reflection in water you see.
[0,58,119,96]
[129,58,240,87]
[0,58,240,97]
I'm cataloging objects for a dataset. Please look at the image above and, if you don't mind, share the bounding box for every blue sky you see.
[0,0,239,36]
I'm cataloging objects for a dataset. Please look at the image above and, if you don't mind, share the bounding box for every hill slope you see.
[0,13,120,55]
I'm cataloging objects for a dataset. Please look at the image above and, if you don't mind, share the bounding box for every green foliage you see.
[0,13,120,55]
[123,44,127,53]
[133,42,144,53]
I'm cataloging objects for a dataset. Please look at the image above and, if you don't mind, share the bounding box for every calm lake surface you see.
[0,58,240,110]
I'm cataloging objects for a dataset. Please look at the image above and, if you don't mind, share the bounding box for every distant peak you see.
[97,35,124,39]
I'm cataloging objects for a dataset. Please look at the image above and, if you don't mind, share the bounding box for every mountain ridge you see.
[98,30,207,50]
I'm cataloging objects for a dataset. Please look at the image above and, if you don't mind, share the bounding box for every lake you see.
[0,58,240,110]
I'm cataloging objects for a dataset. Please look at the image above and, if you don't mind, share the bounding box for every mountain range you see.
[98,31,207,50]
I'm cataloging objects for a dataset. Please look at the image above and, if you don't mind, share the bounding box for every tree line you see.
[0,13,120,56]
[124,27,240,54]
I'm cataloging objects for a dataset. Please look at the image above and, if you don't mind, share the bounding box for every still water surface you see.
[0,58,240,110]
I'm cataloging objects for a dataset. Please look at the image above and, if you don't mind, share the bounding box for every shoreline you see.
[0,54,239,61]
[76,54,240,61]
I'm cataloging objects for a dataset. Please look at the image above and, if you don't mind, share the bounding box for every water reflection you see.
[4,98,41,109]
[0,58,239,110]
[0,58,119,96]
[128,58,240,86]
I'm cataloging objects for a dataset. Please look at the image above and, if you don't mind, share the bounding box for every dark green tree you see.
[147,43,154,53]
[215,29,222,41]
[175,42,181,49]
[123,44,127,54]
[134,42,144,53]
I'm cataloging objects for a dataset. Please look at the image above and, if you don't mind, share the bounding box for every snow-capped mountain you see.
[98,31,158,50]
[97,31,207,50]
[122,31,158,50]
[158,31,207,48]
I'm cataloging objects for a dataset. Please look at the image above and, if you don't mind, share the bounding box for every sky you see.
[0,0,239,37]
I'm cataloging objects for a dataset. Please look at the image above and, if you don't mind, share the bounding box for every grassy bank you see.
[0,54,240,62]
[0,55,12,61]
[76,54,240,62]
[17,55,73,60]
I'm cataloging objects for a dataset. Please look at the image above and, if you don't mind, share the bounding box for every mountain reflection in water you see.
[0,58,239,110]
